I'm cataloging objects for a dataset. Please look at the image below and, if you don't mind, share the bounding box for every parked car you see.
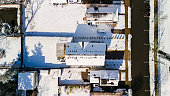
[145,4,150,17]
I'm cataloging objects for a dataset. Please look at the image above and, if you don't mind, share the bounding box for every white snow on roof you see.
[105,59,131,70]
[18,72,36,90]
[90,70,119,80]
[74,24,112,37]
[114,15,125,29]
[86,5,121,14]
[86,13,114,22]
[108,34,132,50]
[65,42,106,55]
[65,55,105,66]
[60,68,89,85]
[38,69,60,96]
[73,24,132,51]
[90,70,119,85]
[73,24,113,47]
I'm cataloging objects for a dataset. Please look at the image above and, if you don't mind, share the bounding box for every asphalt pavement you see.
[131,0,150,96]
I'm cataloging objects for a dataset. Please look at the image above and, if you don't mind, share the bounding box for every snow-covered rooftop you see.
[18,71,37,90]
[73,24,113,47]
[90,70,119,80]
[60,68,90,85]
[73,25,131,50]
[105,59,131,70]
[90,70,119,86]
[38,69,60,96]
[65,42,106,55]
[108,34,132,50]
[87,7,116,13]
[86,5,123,14]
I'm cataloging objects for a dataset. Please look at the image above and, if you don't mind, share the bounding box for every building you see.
[73,24,113,47]
[85,5,120,25]
[90,70,119,86]
[38,69,61,96]
[65,42,106,66]
[59,68,90,85]
[18,71,38,90]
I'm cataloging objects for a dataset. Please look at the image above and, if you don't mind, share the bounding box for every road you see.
[131,0,150,96]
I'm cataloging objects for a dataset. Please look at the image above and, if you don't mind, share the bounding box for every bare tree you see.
[24,0,44,31]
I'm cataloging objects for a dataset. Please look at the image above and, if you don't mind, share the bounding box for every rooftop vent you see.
[94,7,98,11]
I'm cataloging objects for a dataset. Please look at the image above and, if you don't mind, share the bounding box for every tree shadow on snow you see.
[25,42,69,68]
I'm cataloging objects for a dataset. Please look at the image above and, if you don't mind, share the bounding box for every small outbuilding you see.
[18,71,38,90]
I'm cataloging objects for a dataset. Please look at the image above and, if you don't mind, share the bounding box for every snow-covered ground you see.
[158,0,170,95]
[26,0,86,33]
[25,37,72,68]
[0,37,21,65]
[60,85,90,96]
[25,0,131,33]
[149,0,170,95]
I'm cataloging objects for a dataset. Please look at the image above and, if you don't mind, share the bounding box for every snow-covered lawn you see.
[149,0,170,95]
[60,85,90,96]
[0,37,21,65]
[25,37,72,68]
[26,0,86,33]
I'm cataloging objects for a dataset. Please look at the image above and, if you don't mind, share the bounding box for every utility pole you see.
[154,0,159,95]
[20,0,24,71]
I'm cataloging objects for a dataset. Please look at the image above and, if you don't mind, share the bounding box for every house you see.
[65,42,106,66]
[85,5,120,25]
[73,24,113,47]
[59,68,90,85]
[18,71,38,90]
[38,69,61,96]
[89,70,119,86]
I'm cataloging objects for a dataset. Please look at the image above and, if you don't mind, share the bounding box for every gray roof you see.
[86,5,121,14]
